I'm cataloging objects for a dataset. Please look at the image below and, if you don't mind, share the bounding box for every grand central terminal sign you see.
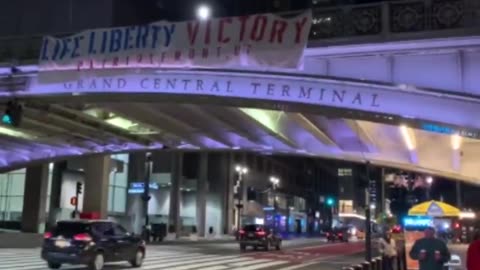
[21,68,480,132]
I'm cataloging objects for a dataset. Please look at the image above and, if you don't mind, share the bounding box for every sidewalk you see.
[0,232,43,248]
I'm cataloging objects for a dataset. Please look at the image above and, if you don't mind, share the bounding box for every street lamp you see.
[235,165,248,231]
[196,4,211,20]
[426,176,433,185]
[270,176,280,189]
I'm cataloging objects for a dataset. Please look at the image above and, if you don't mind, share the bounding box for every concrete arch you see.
[1,68,480,183]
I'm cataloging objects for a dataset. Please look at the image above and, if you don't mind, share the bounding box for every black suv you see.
[238,224,282,251]
[42,220,146,270]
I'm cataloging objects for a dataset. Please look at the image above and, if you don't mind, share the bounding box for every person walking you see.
[379,232,397,270]
[409,227,450,270]
[467,229,480,270]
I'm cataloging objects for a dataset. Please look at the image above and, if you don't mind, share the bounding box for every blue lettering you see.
[136,25,149,49]
[88,31,97,55]
[71,35,84,58]
[59,38,72,60]
[40,38,50,61]
[163,24,176,46]
[124,26,135,50]
[100,31,108,53]
[51,39,62,61]
[109,29,123,53]
[150,25,162,49]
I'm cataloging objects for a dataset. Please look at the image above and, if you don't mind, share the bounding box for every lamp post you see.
[235,165,248,231]
[426,176,433,200]
[270,176,280,230]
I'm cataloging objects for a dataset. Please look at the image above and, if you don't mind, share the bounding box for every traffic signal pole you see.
[142,153,152,241]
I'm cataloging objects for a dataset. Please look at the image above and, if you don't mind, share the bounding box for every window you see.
[338,168,352,177]
[0,169,26,222]
[108,155,129,214]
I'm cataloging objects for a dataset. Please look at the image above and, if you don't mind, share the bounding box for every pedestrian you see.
[378,232,397,270]
[467,229,480,270]
[409,227,450,270]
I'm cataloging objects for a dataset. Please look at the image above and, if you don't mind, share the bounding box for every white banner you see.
[39,11,312,72]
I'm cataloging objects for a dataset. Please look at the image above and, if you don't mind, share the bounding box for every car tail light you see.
[44,232,52,239]
[338,233,343,237]
[73,233,92,242]
[239,229,245,235]
[256,231,266,236]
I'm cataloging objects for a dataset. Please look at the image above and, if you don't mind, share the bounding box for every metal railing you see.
[0,0,479,63]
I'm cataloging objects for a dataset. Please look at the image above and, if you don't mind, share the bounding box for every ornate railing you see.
[0,0,479,63]
[309,0,479,42]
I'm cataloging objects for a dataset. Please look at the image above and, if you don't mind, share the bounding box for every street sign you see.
[70,196,77,206]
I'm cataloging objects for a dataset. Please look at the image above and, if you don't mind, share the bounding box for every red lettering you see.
[270,20,288,43]
[234,45,241,56]
[218,18,232,43]
[137,54,143,63]
[250,15,267,41]
[187,22,200,45]
[238,16,249,42]
[174,50,182,60]
[295,17,308,43]
[112,57,119,66]
[202,48,209,58]
[204,20,211,45]
[76,61,84,71]
[125,56,130,66]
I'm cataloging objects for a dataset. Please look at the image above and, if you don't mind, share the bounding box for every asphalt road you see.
[0,239,366,270]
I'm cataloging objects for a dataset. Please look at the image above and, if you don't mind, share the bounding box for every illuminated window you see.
[338,168,352,177]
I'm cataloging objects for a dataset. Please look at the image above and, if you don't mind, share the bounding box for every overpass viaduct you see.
[0,0,479,234]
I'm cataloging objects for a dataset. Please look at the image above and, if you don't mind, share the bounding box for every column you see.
[47,161,67,230]
[127,153,146,234]
[84,155,111,219]
[169,152,183,237]
[21,164,49,233]
[196,153,207,237]
[224,153,235,234]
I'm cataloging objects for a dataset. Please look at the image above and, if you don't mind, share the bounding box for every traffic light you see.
[2,100,23,127]
[326,197,335,206]
[76,182,83,195]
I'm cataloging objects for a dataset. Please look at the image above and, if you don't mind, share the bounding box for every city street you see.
[0,240,365,270]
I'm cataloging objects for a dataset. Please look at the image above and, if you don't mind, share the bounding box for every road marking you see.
[231,260,289,270]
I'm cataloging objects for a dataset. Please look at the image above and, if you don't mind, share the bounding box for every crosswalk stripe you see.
[158,257,252,270]
[194,266,229,270]
[228,259,273,267]
[142,255,239,269]
[143,254,221,265]
[231,260,290,270]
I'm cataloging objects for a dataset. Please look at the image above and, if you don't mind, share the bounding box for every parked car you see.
[238,224,282,251]
[42,219,146,270]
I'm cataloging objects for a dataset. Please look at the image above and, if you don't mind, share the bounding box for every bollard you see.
[370,259,377,270]
[353,264,363,270]
[362,261,371,270]
[375,257,383,270]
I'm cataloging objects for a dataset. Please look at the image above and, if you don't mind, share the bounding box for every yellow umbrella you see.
[408,200,460,217]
